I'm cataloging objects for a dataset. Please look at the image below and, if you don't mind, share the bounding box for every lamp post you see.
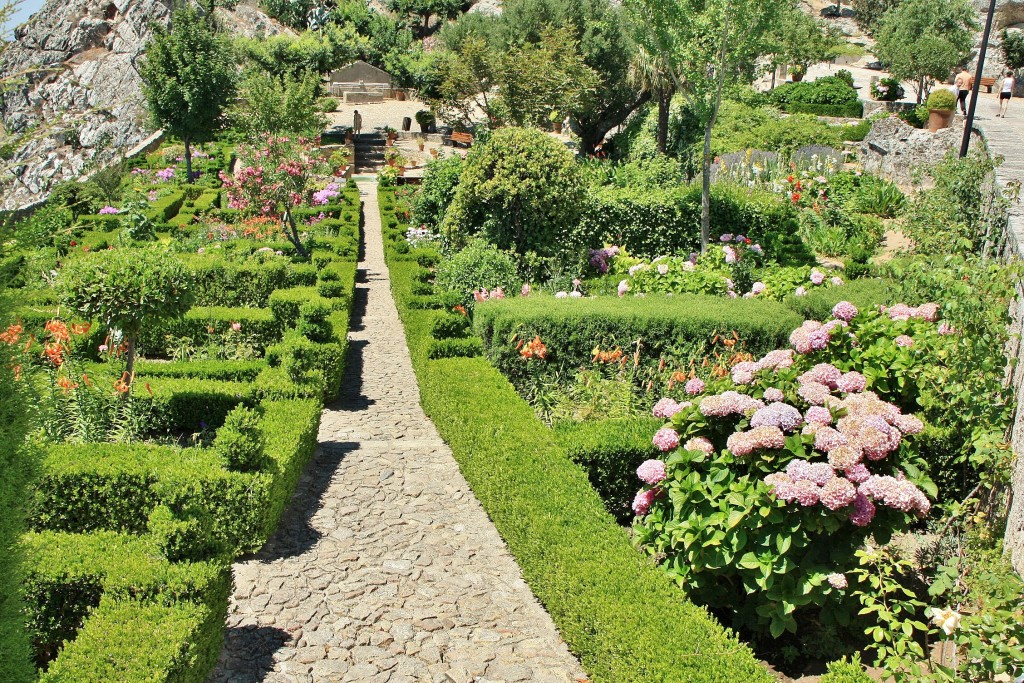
[960,0,999,158]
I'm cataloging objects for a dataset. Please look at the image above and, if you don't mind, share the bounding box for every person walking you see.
[998,70,1015,118]
[353,109,362,135]
[954,68,974,115]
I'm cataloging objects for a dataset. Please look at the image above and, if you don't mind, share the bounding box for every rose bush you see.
[633,301,946,638]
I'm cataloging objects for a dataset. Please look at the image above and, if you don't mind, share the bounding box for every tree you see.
[1001,29,1024,72]
[625,0,787,251]
[852,0,901,33]
[386,0,462,38]
[629,47,675,154]
[496,0,649,154]
[873,0,977,103]
[427,27,599,129]
[442,127,585,258]
[773,8,843,78]
[57,247,194,381]
[230,70,328,136]
[140,6,235,184]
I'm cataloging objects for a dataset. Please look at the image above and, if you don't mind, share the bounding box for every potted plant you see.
[415,110,435,134]
[384,125,397,145]
[870,76,904,102]
[416,135,425,151]
[926,89,957,132]
[430,147,439,159]
[789,64,807,82]
[549,110,563,134]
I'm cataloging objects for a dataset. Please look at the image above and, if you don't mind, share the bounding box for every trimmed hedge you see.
[384,190,772,681]
[578,183,812,263]
[146,190,186,223]
[31,398,320,554]
[782,277,892,321]
[139,306,280,357]
[183,257,309,308]
[23,531,229,681]
[555,417,663,523]
[768,77,863,119]
[131,359,264,382]
[473,294,801,387]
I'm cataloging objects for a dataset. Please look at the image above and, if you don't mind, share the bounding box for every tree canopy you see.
[139,6,235,182]
[873,0,977,102]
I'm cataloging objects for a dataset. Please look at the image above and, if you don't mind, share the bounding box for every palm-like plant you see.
[628,47,676,154]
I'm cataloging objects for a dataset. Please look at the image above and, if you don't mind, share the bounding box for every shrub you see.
[442,126,585,258]
[212,406,267,471]
[297,300,333,343]
[412,155,464,229]
[926,88,957,111]
[556,417,663,523]
[139,306,279,358]
[821,654,873,682]
[435,239,522,305]
[769,77,863,118]
[431,312,470,339]
[577,183,812,264]
[633,308,948,637]
[783,278,892,320]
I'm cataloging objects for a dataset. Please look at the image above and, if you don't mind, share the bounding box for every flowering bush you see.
[219,136,331,257]
[622,242,764,298]
[633,302,945,637]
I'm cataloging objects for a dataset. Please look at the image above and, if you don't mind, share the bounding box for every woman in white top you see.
[999,70,1015,118]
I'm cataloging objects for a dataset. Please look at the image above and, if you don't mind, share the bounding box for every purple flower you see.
[99,205,119,215]
[849,493,876,525]
[720,233,734,242]
[845,463,871,484]
[653,427,680,452]
[750,402,804,432]
[734,234,746,243]
[637,459,668,485]
[750,244,763,254]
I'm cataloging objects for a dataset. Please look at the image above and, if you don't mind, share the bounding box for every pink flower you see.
[618,280,629,297]
[828,445,863,470]
[820,477,856,510]
[832,301,858,322]
[685,378,705,395]
[780,479,821,506]
[790,321,830,354]
[652,398,683,419]
[637,459,668,485]
[830,276,845,287]
[810,270,826,285]
[99,205,120,215]
[723,245,737,263]
[845,463,871,484]
[895,335,914,348]
[916,303,940,322]
[756,350,795,372]
[699,391,765,417]
[836,372,867,394]
[98,344,109,353]
[798,381,832,406]
[787,459,835,485]
[893,414,924,435]
[728,426,785,456]
[805,406,833,425]
[555,291,568,299]
[751,281,766,295]
[684,437,715,454]
[230,322,242,332]
[653,427,680,452]
[763,387,785,402]
[521,283,531,297]
[731,361,757,385]
[633,488,657,516]
[838,415,900,460]
[814,426,848,452]
[938,322,957,335]
[827,573,848,589]
[794,286,807,297]
[657,264,669,275]
[799,363,842,389]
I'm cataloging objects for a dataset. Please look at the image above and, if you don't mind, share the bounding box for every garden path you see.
[207,180,586,683]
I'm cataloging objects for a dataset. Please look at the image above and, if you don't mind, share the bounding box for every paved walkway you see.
[970,93,1024,254]
[207,181,585,683]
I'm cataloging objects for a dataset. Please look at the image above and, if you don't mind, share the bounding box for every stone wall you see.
[859,116,984,187]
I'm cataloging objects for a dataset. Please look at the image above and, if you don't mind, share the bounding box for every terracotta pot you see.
[430,148,439,158]
[417,143,425,151]
[791,71,805,82]
[398,167,406,176]
[928,108,954,132]
[552,121,563,134]
[396,90,406,101]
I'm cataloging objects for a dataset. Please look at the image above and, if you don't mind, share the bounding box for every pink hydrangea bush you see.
[632,302,943,637]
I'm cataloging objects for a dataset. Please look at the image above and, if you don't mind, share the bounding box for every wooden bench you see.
[447,132,474,148]
[981,77,997,93]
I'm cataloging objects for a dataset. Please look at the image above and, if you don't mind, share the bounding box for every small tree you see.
[219,136,331,258]
[441,126,585,258]
[773,9,843,78]
[852,0,901,33]
[625,0,787,252]
[230,70,328,137]
[873,0,977,103]
[57,248,194,380]
[140,6,235,183]
[1001,29,1024,72]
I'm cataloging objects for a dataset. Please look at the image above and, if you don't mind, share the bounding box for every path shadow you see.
[328,272,376,412]
[207,625,290,683]
[251,441,359,561]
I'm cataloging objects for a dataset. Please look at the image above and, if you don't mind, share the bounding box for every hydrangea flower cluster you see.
[588,246,620,274]
[652,397,691,418]
[99,205,120,215]
[882,303,939,322]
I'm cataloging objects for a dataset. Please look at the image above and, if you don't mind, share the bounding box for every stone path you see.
[971,93,1024,254]
[207,181,586,683]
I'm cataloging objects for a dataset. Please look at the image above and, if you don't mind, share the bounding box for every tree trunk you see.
[284,207,310,259]
[124,337,136,385]
[701,119,712,252]
[184,135,194,184]
[656,90,671,154]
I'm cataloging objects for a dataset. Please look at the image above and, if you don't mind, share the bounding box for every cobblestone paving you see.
[208,181,586,683]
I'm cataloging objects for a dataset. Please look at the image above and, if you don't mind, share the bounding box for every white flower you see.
[657,264,669,275]
[555,291,568,299]
[929,607,962,636]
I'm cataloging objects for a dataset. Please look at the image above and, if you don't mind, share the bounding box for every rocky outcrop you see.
[0,0,287,210]
[859,115,984,186]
